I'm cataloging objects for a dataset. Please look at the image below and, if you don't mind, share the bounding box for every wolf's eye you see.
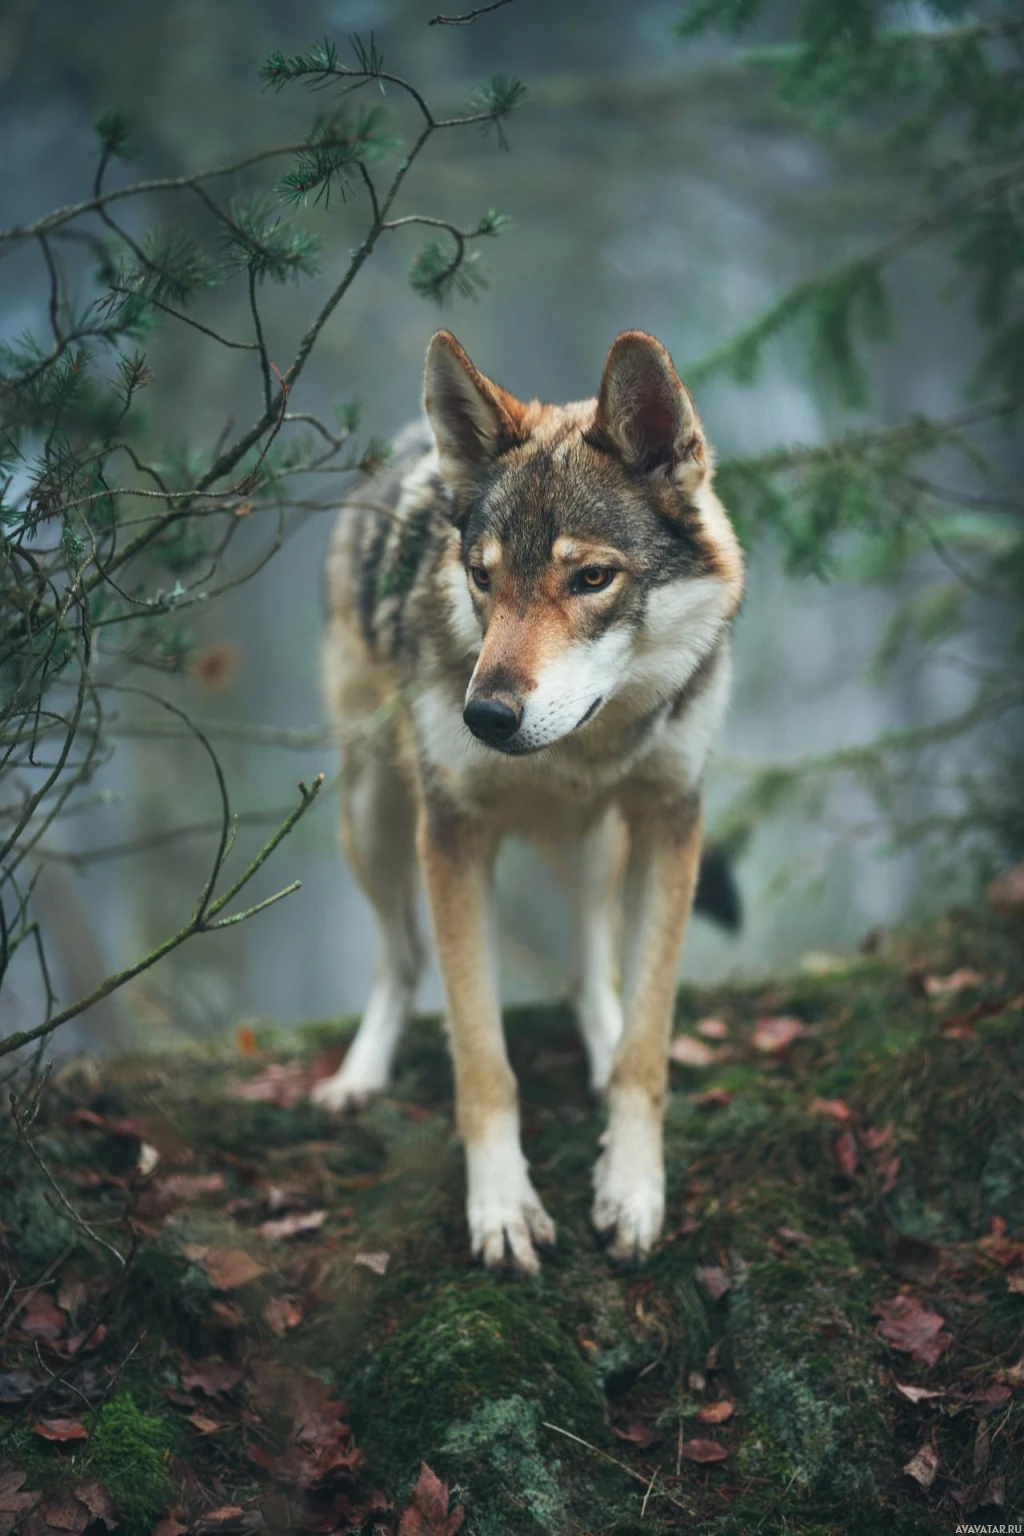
[576,566,616,593]
[470,565,491,591]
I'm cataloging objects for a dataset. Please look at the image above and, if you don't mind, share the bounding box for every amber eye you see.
[470,565,491,591]
[577,566,616,592]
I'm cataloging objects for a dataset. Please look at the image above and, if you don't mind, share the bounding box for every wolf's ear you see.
[424,331,528,487]
[592,331,708,494]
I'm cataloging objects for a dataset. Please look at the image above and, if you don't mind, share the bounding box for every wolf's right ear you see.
[424,331,528,488]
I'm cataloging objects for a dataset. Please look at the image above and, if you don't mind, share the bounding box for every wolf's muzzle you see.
[463,695,522,748]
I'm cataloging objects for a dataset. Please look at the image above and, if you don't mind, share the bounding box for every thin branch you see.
[429,0,514,23]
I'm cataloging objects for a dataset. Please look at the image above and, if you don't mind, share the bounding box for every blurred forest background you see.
[1,0,1021,1053]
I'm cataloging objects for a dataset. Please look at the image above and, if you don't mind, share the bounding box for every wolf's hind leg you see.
[312,752,423,1112]
[569,809,626,1095]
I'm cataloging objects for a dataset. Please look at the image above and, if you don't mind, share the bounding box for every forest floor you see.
[2,898,1023,1536]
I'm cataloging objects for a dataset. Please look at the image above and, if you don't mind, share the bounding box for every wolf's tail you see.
[693,843,742,932]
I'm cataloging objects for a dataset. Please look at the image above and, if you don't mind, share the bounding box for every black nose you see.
[463,695,521,746]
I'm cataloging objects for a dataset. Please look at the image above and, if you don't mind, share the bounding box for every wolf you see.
[312,329,745,1272]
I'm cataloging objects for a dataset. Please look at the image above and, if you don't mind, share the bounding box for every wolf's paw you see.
[309,1068,384,1114]
[466,1127,555,1275]
[592,1115,665,1265]
[468,1182,556,1276]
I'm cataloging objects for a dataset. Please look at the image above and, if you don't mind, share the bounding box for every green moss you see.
[86,1394,176,1536]
[439,1395,569,1535]
[350,1278,607,1488]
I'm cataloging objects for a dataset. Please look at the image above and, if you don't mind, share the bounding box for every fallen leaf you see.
[195,1507,245,1531]
[264,1297,303,1336]
[398,1463,465,1536]
[903,1444,938,1489]
[923,967,981,997]
[1003,1357,1024,1387]
[695,1264,731,1302]
[354,1252,390,1277]
[777,1226,813,1248]
[695,1017,729,1040]
[71,1485,117,1530]
[151,1511,188,1536]
[861,1124,893,1152]
[0,1470,39,1536]
[1007,1269,1024,1295]
[153,1172,227,1208]
[180,1358,244,1397]
[20,1290,67,1341]
[894,1382,945,1404]
[811,1098,853,1122]
[33,1417,89,1442]
[187,1411,224,1435]
[879,1155,901,1193]
[678,1439,727,1463]
[875,1296,952,1368]
[35,1493,91,1534]
[697,1400,734,1424]
[209,1300,246,1330]
[689,1089,732,1109]
[751,1016,806,1053]
[988,863,1024,915]
[973,1383,1011,1414]
[185,1246,265,1291]
[834,1130,858,1178]
[258,1210,327,1242]
[612,1420,660,1448]
[137,1142,161,1177]
[229,1063,314,1109]
[669,1035,716,1068]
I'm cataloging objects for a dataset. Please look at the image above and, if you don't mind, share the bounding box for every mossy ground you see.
[2,904,1022,1534]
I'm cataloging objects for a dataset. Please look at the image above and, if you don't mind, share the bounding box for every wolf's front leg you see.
[593,795,703,1263]
[418,797,555,1274]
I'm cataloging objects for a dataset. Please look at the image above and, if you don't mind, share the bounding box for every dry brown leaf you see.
[697,1400,734,1424]
[258,1210,327,1242]
[923,967,981,997]
[187,1411,224,1435]
[751,1016,806,1053]
[264,1296,303,1337]
[669,1035,716,1068]
[894,1382,945,1404]
[1007,1269,1024,1295]
[875,1296,951,1368]
[185,1246,265,1291]
[20,1290,67,1341]
[180,1358,244,1397]
[0,1470,39,1536]
[151,1510,188,1536]
[988,863,1024,914]
[903,1444,938,1489]
[32,1417,89,1442]
[834,1130,858,1178]
[689,1089,732,1109]
[695,1017,729,1040]
[398,1463,465,1536]
[811,1098,853,1122]
[678,1439,727,1463]
[354,1251,390,1277]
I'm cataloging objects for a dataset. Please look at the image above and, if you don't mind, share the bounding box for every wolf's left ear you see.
[592,331,708,494]
[424,330,528,488]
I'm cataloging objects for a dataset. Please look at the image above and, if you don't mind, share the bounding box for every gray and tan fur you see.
[314,329,744,1270]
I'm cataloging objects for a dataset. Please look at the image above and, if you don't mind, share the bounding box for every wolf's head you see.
[423,329,744,755]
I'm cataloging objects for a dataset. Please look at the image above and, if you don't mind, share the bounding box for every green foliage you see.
[0,24,522,1049]
[468,75,529,148]
[676,0,1024,870]
[86,1395,176,1536]
[277,106,398,208]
